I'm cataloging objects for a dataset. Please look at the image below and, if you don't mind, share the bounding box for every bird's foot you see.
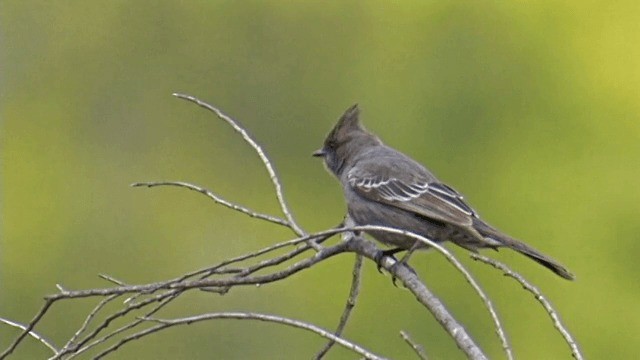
[374,248,403,273]
[374,248,416,286]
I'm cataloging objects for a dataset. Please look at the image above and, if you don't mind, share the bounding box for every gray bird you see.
[313,104,574,280]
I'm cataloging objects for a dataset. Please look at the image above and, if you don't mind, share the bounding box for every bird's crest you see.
[326,104,363,142]
[336,103,360,129]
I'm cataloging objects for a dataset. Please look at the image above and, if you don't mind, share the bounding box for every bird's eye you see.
[327,140,337,149]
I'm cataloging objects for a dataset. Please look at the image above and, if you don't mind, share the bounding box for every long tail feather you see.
[473,219,575,280]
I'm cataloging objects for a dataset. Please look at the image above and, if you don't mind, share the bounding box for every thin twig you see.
[64,293,179,359]
[36,228,350,303]
[41,240,350,301]
[470,253,583,360]
[3,226,491,360]
[131,181,289,228]
[173,224,341,284]
[50,291,177,359]
[58,294,120,355]
[0,317,58,354]
[6,226,489,359]
[100,312,387,360]
[315,254,364,359]
[2,231,486,359]
[400,330,428,360]
[0,299,55,359]
[200,225,340,281]
[201,244,315,294]
[171,93,307,239]
[0,92,579,360]
[98,274,127,286]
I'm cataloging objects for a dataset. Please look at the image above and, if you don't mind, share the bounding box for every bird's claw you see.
[374,248,416,286]
[374,248,402,273]
[374,248,415,287]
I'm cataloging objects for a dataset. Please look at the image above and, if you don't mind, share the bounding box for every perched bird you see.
[313,104,574,280]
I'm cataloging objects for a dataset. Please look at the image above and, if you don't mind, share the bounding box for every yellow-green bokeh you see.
[2,1,639,359]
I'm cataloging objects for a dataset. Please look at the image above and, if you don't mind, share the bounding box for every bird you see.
[313,104,574,280]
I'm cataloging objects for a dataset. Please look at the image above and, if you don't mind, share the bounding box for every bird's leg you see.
[374,247,405,273]
[389,242,422,286]
[397,240,422,266]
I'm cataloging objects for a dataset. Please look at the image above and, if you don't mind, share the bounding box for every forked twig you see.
[0,94,578,360]
[347,225,510,360]
[130,181,290,228]
[172,93,307,239]
[400,330,428,360]
[346,235,488,360]
[471,254,583,360]
[57,294,120,355]
[0,317,58,354]
[1,300,55,358]
[98,312,387,360]
[62,294,178,359]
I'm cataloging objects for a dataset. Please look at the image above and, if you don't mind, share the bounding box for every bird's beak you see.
[312,148,326,157]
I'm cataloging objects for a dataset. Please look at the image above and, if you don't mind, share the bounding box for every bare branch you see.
[315,254,363,359]
[50,292,176,359]
[470,254,583,360]
[1,94,578,360]
[2,226,490,360]
[58,294,120,355]
[63,293,178,359]
[400,330,428,360]
[346,225,510,360]
[0,299,55,359]
[171,93,307,239]
[346,236,488,360]
[104,312,387,360]
[174,223,341,283]
[0,317,58,355]
[4,226,489,359]
[203,226,342,287]
[98,274,127,286]
[131,181,290,228]
[27,240,346,307]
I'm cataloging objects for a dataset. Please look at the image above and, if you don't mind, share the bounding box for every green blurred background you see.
[1,1,639,359]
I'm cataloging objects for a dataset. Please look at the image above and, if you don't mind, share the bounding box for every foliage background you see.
[1,1,638,359]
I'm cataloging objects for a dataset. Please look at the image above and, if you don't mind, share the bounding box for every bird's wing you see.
[347,163,478,227]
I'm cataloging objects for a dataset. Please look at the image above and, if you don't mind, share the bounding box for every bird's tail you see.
[473,219,575,280]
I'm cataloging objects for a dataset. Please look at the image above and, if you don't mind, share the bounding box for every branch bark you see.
[0,94,582,360]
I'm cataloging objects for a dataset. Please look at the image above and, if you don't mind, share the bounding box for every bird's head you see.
[313,104,381,176]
